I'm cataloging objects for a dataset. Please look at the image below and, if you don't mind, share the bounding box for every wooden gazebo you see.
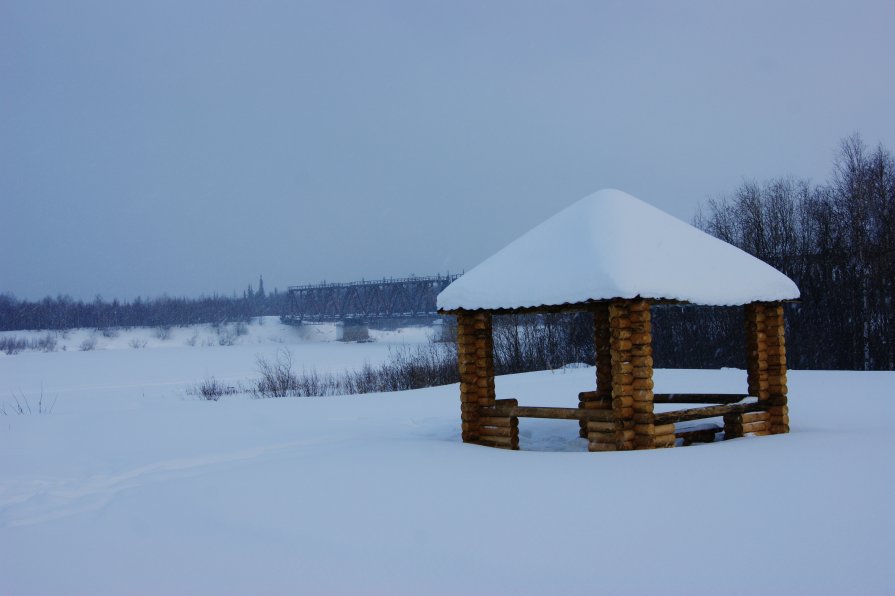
[437,189,798,451]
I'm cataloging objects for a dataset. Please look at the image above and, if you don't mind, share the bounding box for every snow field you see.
[0,316,433,354]
[0,321,893,594]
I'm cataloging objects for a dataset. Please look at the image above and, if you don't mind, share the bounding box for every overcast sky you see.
[2,0,894,300]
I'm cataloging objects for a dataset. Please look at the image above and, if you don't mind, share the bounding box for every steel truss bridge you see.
[285,274,460,323]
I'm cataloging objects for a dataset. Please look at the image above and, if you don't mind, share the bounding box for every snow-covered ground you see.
[1,320,893,594]
[0,316,432,356]
[0,318,431,411]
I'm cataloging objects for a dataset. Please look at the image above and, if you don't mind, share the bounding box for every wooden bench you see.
[675,422,723,446]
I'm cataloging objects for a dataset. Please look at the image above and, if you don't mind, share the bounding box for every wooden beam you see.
[653,402,763,425]
[438,298,686,317]
[438,299,801,317]
[480,405,615,421]
[653,393,748,404]
[579,391,748,404]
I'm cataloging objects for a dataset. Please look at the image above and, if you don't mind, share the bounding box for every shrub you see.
[251,343,459,398]
[0,390,56,415]
[0,336,27,355]
[249,315,600,399]
[492,313,593,374]
[129,338,147,349]
[80,337,97,351]
[35,333,57,352]
[154,325,173,340]
[187,377,238,401]
[253,349,301,397]
[215,323,245,346]
[1,334,61,354]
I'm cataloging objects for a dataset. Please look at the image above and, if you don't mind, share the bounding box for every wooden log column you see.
[587,301,631,451]
[588,299,661,451]
[744,302,770,405]
[736,303,766,439]
[723,412,744,439]
[456,311,500,446]
[580,304,612,438]
[736,302,786,439]
[764,302,790,434]
[456,311,479,443]
[626,300,670,449]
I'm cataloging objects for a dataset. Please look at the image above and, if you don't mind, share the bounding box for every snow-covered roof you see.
[437,189,800,311]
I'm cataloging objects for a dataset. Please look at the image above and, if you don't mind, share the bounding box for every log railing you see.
[578,391,748,405]
[479,395,764,448]
[482,403,614,421]
[653,393,748,404]
[652,399,760,425]
[482,395,758,423]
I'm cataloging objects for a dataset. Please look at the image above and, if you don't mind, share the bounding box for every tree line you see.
[0,277,289,331]
[690,134,894,370]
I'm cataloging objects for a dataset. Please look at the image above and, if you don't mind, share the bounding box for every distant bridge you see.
[285,274,461,323]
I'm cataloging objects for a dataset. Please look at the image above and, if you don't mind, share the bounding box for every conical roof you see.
[437,189,799,311]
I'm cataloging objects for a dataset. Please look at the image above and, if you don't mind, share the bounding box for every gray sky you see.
[3,0,894,300]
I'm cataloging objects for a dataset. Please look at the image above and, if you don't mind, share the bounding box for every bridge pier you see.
[336,320,370,342]
[432,317,457,342]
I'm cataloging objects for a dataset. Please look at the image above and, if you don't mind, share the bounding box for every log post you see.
[744,301,789,436]
[588,301,631,451]
[581,303,611,438]
[627,300,665,449]
[456,310,503,447]
[723,413,744,439]
[764,302,790,434]
[744,302,769,403]
[588,299,660,451]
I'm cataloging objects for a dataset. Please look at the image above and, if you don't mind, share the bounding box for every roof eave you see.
[437,297,801,316]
